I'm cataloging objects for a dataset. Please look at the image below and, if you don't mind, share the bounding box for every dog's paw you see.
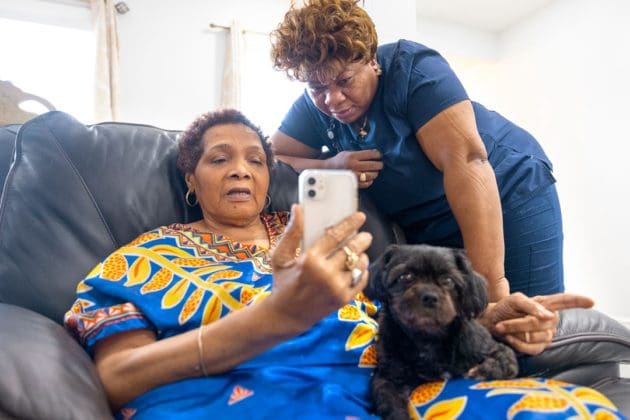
[465,353,518,380]
[465,365,485,380]
[465,363,503,380]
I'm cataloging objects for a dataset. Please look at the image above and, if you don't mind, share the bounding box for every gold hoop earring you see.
[185,190,198,207]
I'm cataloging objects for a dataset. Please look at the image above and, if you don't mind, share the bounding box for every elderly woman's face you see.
[306,60,380,124]
[186,123,270,227]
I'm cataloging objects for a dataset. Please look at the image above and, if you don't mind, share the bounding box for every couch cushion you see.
[0,303,111,419]
[591,377,630,417]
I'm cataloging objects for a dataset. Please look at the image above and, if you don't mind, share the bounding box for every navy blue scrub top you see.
[278,40,556,240]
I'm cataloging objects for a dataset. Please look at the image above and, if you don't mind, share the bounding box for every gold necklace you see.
[357,116,369,139]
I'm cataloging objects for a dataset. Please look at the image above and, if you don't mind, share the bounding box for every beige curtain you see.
[90,0,119,121]
[221,20,244,109]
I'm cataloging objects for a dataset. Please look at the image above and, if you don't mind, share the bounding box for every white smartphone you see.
[298,169,358,250]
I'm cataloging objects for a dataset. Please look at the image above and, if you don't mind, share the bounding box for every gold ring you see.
[524,331,530,343]
[342,246,360,270]
[351,267,363,286]
[359,172,367,183]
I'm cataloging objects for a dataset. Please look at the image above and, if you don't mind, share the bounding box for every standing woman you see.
[269,0,563,303]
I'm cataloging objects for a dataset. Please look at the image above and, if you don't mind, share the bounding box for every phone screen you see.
[298,169,358,249]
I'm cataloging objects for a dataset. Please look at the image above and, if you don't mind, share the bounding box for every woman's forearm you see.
[96,299,304,409]
[415,101,508,301]
[276,154,328,172]
[443,159,509,301]
[269,130,325,173]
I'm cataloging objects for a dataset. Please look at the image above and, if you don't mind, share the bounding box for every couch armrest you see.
[519,308,630,379]
[0,303,112,419]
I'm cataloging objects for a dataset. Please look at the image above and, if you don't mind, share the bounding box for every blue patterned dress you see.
[64,212,623,419]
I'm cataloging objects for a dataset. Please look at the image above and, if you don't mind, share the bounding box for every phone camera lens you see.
[308,189,316,198]
[307,177,316,185]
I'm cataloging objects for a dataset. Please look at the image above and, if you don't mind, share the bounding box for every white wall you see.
[420,0,630,324]
[364,0,416,44]
[495,0,630,323]
[115,0,295,130]
[416,16,499,61]
[415,17,503,115]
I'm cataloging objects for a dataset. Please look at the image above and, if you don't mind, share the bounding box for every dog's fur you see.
[365,244,518,420]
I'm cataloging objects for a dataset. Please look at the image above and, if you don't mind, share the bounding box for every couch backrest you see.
[0,112,191,322]
[0,111,402,324]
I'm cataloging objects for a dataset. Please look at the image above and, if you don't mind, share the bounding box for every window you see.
[0,3,95,123]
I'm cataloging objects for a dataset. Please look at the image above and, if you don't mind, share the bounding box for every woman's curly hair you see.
[270,0,378,83]
[176,109,274,175]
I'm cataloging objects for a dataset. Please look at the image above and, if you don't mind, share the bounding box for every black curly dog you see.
[365,244,518,420]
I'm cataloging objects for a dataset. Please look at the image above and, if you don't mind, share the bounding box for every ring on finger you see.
[524,331,530,343]
[350,267,363,286]
[342,246,360,270]
[359,172,367,183]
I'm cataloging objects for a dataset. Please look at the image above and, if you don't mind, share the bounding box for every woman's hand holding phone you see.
[268,171,370,331]
[298,169,358,249]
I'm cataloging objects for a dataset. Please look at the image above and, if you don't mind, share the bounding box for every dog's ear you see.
[452,249,488,319]
[365,244,399,301]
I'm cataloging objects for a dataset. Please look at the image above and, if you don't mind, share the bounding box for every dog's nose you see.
[421,291,439,307]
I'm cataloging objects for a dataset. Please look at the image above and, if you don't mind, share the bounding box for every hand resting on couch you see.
[483,292,594,355]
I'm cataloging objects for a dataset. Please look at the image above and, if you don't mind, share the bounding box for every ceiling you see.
[416,0,556,32]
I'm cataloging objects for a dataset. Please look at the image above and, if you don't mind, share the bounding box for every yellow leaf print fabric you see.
[408,378,623,419]
[64,213,288,352]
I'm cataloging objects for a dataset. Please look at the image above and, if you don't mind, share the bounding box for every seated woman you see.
[64,109,620,419]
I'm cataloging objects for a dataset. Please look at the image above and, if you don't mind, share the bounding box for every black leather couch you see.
[1,111,629,419]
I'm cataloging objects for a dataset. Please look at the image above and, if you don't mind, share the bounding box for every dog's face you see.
[366,244,488,336]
